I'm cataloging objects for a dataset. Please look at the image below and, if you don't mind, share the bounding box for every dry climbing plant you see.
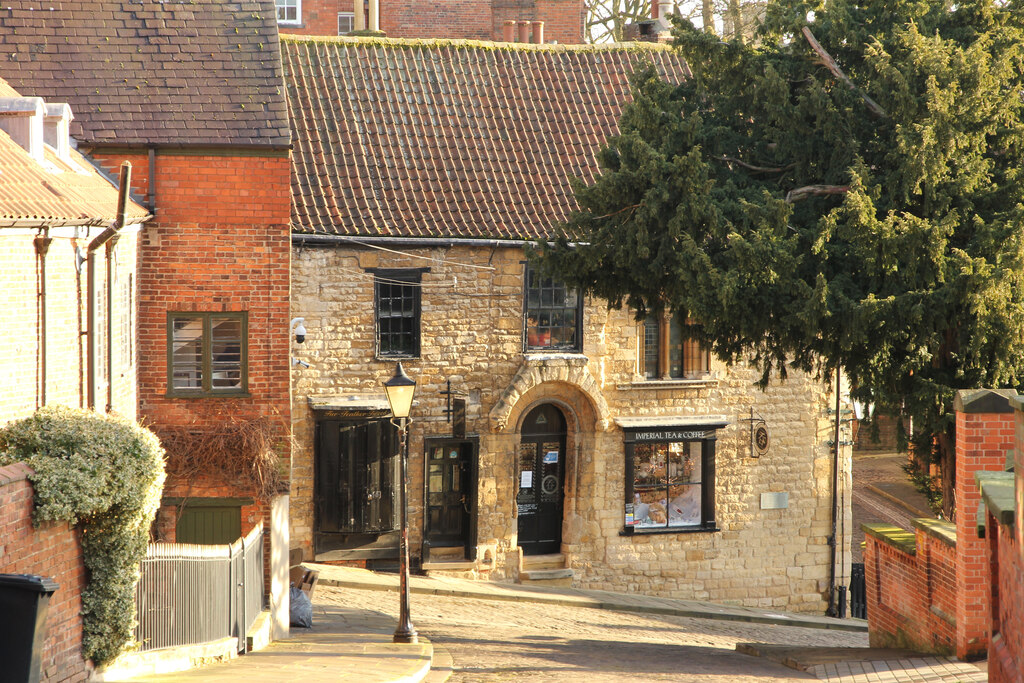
[156,417,286,502]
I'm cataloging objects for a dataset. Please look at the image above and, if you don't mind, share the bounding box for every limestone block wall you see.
[291,241,850,612]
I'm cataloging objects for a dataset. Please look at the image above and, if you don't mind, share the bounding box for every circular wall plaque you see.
[753,422,770,457]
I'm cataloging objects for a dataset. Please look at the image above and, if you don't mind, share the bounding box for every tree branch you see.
[785,184,849,203]
[715,156,794,174]
[801,26,887,118]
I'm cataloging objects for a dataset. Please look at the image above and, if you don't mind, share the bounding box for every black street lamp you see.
[383,361,418,644]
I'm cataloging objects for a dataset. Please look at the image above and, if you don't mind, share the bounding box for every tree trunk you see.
[701,0,713,33]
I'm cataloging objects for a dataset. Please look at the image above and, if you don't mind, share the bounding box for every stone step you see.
[520,567,574,582]
[428,546,465,559]
[421,560,477,572]
[521,553,565,570]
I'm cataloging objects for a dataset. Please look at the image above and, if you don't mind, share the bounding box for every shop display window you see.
[622,428,719,534]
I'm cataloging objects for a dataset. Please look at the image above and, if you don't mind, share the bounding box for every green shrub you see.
[0,406,165,665]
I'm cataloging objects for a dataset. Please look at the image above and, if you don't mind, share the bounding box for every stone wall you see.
[291,241,849,612]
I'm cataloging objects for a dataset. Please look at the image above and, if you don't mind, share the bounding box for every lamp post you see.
[383,362,418,644]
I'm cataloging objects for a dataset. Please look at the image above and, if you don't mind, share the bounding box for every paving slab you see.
[736,643,988,682]
[129,603,433,683]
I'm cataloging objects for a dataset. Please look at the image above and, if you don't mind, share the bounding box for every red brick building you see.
[0,73,149,682]
[0,0,293,546]
[276,0,585,44]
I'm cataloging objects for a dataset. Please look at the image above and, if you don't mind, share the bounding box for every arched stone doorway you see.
[516,403,567,555]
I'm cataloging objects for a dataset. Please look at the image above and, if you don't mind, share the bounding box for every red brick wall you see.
[283,0,585,43]
[0,463,89,683]
[955,410,1014,660]
[987,509,1024,682]
[0,228,140,423]
[89,150,292,536]
[863,525,957,655]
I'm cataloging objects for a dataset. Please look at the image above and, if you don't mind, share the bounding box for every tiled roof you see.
[283,37,689,240]
[0,1,290,148]
[0,79,149,226]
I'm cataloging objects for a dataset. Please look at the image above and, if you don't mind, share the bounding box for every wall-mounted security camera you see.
[290,317,307,344]
[292,358,310,368]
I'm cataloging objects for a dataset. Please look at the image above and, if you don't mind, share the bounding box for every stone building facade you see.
[284,36,852,612]
[290,241,849,611]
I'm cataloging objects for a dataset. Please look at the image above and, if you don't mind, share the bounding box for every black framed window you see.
[524,265,582,351]
[373,269,423,358]
[167,312,247,396]
[623,426,721,534]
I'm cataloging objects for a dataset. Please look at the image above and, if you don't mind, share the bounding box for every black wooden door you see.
[517,404,566,555]
[425,442,472,549]
[315,418,397,549]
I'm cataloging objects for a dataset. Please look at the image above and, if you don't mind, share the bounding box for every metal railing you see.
[134,523,265,653]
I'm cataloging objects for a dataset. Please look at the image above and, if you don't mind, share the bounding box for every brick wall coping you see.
[0,461,33,485]
[862,523,916,555]
[912,518,956,547]
[954,388,1018,413]
[1010,394,1024,413]
[977,470,1015,526]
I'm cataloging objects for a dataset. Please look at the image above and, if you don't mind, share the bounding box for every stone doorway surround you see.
[489,354,612,579]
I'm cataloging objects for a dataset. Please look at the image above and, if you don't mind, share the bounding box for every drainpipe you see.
[826,368,841,616]
[34,232,51,407]
[87,161,131,411]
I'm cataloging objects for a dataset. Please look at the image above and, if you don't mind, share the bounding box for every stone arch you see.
[489,356,611,433]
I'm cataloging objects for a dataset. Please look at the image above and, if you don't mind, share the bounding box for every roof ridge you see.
[280,34,676,55]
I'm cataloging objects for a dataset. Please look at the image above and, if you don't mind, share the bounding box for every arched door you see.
[517,404,566,555]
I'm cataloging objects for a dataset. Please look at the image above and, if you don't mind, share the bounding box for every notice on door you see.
[543,451,559,464]
[520,471,533,488]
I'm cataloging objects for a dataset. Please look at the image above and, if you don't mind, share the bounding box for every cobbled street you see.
[316,585,868,682]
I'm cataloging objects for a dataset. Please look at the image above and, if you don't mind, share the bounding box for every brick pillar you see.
[953,389,1017,660]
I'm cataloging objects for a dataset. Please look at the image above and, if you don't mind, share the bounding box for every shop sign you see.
[633,429,707,443]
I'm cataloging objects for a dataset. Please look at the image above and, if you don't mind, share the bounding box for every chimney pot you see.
[502,20,516,42]
[0,97,45,162]
[517,20,530,44]
[531,21,544,44]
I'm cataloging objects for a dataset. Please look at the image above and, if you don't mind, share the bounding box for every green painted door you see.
[176,505,242,544]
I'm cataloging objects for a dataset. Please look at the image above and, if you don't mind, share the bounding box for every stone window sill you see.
[617,377,719,390]
[619,525,720,536]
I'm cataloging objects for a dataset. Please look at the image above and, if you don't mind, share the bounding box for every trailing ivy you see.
[0,406,165,666]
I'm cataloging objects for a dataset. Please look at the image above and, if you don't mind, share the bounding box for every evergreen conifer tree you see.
[536,0,1024,517]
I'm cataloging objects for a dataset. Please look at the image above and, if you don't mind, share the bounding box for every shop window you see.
[167,312,247,396]
[524,265,581,352]
[276,0,301,24]
[373,269,423,358]
[623,429,719,534]
[639,311,709,380]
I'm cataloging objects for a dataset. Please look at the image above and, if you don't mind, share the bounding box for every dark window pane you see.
[376,274,420,356]
[524,266,581,351]
[643,316,659,379]
[172,317,203,389]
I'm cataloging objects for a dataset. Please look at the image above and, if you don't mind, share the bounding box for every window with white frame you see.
[338,11,354,34]
[276,0,301,24]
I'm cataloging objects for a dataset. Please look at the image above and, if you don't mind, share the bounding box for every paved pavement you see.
[851,452,936,564]
[131,565,986,682]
